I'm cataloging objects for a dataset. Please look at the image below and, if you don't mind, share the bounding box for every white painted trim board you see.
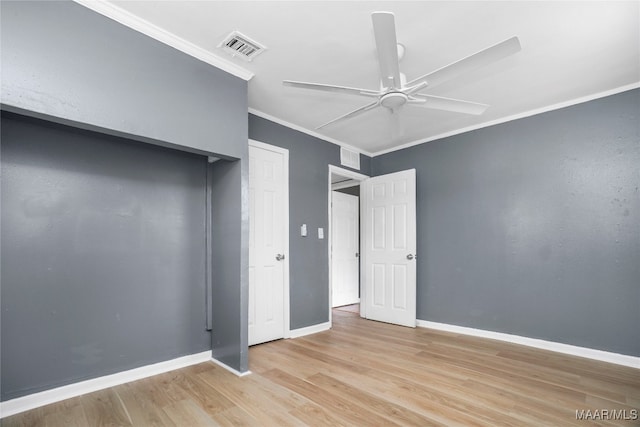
[73,0,253,81]
[417,320,640,369]
[332,179,360,191]
[249,108,373,157]
[373,82,640,156]
[209,358,252,378]
[288,321,331,339]
[0,351,213,419]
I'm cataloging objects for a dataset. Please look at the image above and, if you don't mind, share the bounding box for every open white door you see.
[362,169,416,327]
[331,191,359,308]
[248,141,288,346]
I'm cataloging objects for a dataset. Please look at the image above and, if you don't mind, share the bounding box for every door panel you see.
[249,144,287,345]
[363,169,416,327]
[331,191,360,308]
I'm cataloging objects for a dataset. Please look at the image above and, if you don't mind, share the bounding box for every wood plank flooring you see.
[3,307,639,426]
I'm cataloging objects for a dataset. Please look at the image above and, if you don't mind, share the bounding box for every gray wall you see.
[249,114,371,329]
[372,89,640,356]
[210,159,249,372]
[335,186,360,197]
[1,113,211,400]
[1,0,250,399]
[0,0,246,159]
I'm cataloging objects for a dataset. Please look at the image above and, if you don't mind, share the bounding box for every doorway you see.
[328,165,368,324]
[331,188,360,308]
[329,166,418,329]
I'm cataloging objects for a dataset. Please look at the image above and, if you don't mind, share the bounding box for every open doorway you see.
[328,165,368,325]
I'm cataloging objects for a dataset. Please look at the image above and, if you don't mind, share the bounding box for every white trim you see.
[288,321,331,339]
[0,350,212,419]
[249,108,373,157]
[248,140,291,342]
[417,320,640,369]
[327,165,368,326]
[73,0,253,81]
[209,358,252,377]
[328,165,369,182]
[372,82,640,156]
[332,179,360,191]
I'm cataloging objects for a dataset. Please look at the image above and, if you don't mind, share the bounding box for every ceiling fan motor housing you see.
[380,92,408,109]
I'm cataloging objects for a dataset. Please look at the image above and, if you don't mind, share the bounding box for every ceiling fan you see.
[283,12,521,134]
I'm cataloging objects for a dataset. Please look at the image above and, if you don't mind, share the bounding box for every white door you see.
[362,169,417,327]
[331,191,360,308]
[248,142,288,346]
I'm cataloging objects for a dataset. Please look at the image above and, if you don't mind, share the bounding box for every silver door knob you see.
[276,254,285,261]
[407,254,415,260]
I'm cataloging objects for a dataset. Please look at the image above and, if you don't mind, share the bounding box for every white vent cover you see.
[219,31,266,61]
[340,147,360,170]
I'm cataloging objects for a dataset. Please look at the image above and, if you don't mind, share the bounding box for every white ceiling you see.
[92,1,638,156]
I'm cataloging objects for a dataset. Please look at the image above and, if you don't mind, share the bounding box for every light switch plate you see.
[301,224,307,237]
[318,227,324,239]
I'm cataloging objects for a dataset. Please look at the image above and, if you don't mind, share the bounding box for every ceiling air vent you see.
[219,31,266,61]
[340,147,360,170]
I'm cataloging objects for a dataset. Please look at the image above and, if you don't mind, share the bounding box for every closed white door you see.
[362,169,417,327]
[248,142,288,346]
[331,191,360,308]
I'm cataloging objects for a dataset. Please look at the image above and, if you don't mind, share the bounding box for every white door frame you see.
[249,139,290,339]
[328,165,368,327]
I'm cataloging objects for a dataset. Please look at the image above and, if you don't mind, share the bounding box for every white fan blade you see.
[409,94,489,115]
[372,12,402,89]
[283,80,380,97]
[407,36,521,88]
[404,81,428,96]
[316,101,379,129]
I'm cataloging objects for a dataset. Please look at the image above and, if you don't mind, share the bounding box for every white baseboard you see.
[288,321,331,339]
[209,357,252,377]
[417,320,640,369]
[0,350,212,419]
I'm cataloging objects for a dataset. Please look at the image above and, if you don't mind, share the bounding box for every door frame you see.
[328,165,368,327]
[248,139,291,340]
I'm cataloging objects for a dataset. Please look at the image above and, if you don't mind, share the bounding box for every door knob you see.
[276,254,285,261]
[355,252,360,258]
[406,254,415,260]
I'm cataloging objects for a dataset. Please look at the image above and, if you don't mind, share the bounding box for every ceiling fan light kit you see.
[380,92,408,109]
[283,11,521,138]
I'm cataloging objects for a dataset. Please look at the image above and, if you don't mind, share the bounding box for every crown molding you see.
[372,82,640,157]
[73,0,254,81]
[249,108,373,157]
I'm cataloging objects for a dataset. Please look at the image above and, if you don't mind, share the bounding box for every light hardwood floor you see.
[3,307,639,426]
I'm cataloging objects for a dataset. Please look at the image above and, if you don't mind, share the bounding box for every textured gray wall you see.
[1,0,250,397]
[372,89,640,356]
[249,114,371,329]
[210,159,249,372]
[335,185,360,197]
[1,113,211,400]
[0,0,246,159]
